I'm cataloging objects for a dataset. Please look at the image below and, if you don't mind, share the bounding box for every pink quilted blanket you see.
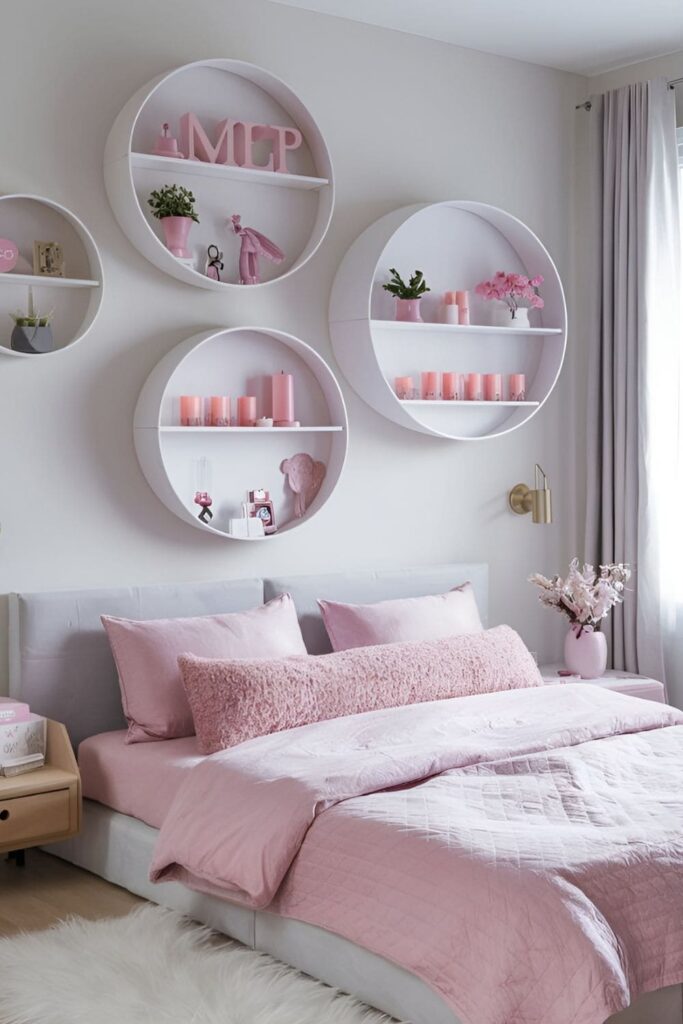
[151,684,683,1024]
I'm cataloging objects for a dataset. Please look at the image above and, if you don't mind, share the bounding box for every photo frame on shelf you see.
[33,240,64,277]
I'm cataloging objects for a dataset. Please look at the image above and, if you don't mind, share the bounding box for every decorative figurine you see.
[280,453,326,518]
[205,244,224,281]
[230,214,284,285]
[194,491,213,523]
[153,123,185,159]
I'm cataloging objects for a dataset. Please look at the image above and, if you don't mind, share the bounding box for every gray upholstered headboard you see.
[9,564,488,748]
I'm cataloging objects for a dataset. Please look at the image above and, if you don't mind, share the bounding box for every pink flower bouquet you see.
[475,271,544,318]
[528,559,631,635]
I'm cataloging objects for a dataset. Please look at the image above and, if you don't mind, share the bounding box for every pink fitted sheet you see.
[79,731,205,829]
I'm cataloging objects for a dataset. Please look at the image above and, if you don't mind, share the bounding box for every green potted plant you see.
[382,267,430,322]
[10,302,54,354]
[148,184,199,259]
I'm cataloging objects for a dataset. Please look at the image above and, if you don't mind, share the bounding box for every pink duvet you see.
[151,684,683,1024]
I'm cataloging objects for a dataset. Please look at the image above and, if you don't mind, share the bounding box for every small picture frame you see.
[244,488,277,534]
[33,240,64,277]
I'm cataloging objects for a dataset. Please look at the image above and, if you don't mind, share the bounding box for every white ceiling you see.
[269,0,683,76]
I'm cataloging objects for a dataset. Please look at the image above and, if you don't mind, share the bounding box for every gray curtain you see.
[584,78,680,680]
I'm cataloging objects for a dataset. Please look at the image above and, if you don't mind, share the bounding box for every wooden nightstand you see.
[0,719,81,865]
[540,664,667,704]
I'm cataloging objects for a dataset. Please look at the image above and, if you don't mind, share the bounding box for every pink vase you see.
[395,298,423,322]
[563,625,607,679]
[161,216,193,258]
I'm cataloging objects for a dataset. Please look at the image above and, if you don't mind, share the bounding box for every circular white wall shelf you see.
[0,194,103,358]
[329,201,567,440]
[134,327,348,540]
[105,58,334,290]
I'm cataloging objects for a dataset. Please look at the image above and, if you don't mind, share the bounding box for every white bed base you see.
[53,802,682,1024]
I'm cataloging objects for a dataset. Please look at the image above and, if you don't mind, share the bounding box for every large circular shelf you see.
[134,327,348,540]
[0,194,103,358]
[105,58,334,290]
[329,201,567,440]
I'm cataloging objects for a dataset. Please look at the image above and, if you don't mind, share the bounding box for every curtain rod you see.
[576,75,683,111]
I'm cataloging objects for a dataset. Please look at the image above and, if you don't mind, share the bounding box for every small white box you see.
[228,517,265,538]
[0,714,47,761]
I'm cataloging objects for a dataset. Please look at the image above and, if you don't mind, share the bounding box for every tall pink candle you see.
[272,372,295,426]
[484,373,503,401]
[465,373,483,401]
[421,371,440,400]
[442,372,457,400]
[180,395,202,426]
[395,375,414,400]
[237,395,257,426]
[509,374,526,401]
[209,396,231,426]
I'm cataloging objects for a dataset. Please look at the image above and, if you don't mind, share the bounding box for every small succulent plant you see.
[148,184,199,222]
[382,268,430,300]
[10,307,53,327]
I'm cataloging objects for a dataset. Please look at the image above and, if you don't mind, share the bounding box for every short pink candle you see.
[509,373,526,401]
[237,395,257,426]
[484,373,503,401]
[465,373,483,401]
[395,375,414,400]
[442,372,457,400]
[421,371,440,400]
[272,372,295,426]
[209,396,231,426]
[179,395,202,426]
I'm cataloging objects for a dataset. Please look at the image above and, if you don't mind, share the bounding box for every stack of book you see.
[0,698,47,777]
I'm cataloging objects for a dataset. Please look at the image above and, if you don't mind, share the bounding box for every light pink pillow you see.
[179,625,542,754]
[102,593,306,744]
[318,583,483,652]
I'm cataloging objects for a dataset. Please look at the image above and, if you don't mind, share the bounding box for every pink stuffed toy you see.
[280,453,326,517]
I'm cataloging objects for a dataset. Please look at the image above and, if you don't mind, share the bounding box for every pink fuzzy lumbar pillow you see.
[102,593,307,744]
[178,625,542,754]
[318,582,483,652]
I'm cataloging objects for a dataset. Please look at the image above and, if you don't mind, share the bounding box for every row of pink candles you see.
[395,372,526,402]
[179,373,296,427]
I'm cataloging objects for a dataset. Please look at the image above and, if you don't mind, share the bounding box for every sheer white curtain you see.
[584,78,681,700]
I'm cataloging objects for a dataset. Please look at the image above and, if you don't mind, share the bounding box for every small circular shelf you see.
[0,194,103,358]
[329,201,567,440]
[105,58,334,290]
[134,327,348,540]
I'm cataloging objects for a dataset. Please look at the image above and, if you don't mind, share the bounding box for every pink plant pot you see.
[563,625,607,679]
[395,298,423,322]
[161,216,193,258]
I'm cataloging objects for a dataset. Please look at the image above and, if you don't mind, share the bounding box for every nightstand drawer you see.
[0,789,70,846]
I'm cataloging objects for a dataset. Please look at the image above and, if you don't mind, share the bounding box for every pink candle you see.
[442,372,457,400]
[179,395,202,426]
[465,373,483,401]
[272,372,295,426]
[509,373,526,401]
[456,290,470,325]
[237,395,257,426]
[209,396,231,426]
[421,371,440,400]
[395,375,414,400]
[484,373,503,402]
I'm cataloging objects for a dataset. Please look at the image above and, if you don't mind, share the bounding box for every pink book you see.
[0,697,31,724]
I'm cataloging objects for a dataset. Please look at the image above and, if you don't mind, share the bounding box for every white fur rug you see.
[0,905,399,1024]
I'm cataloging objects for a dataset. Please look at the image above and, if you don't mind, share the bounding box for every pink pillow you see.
[102,594,306,744]
[318,583,483,652]
[179,625,542,754]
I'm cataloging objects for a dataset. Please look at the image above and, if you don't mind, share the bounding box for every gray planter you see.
[11,324,54,354]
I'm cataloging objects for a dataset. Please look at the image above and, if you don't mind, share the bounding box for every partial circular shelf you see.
[329,201,567,440]
[105,58,334,291]
[0,194,103,358]
[134,327,348,540]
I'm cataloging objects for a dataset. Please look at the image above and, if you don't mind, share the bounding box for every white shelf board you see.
[131,152,329,191]
[157,425,343,433]
[401,400,540,408]
[0,273,100,289]
[370,319,562,336]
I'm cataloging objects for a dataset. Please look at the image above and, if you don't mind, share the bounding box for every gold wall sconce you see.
[508,464,552,524]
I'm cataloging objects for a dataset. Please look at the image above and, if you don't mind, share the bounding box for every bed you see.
[9,566,683,1024]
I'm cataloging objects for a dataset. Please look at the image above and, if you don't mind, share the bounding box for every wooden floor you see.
[0,848,143,937]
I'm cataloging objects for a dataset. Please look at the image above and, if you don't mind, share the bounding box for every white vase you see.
[491,303,530,329]
[564,625,608,679]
